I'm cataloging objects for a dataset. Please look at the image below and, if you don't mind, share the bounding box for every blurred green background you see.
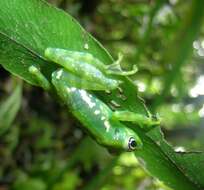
[0,0,204,189]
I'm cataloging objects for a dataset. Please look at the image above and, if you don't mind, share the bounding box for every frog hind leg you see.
[105,53,138,76]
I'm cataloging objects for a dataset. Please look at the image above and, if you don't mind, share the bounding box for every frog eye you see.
[128,137,137,151]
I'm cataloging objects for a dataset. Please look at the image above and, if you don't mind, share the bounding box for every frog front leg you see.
[111,110,161,130]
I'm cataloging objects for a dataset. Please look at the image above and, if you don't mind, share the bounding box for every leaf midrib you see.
[0,30,46,62]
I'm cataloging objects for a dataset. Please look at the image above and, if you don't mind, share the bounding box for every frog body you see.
[29,48,160,151]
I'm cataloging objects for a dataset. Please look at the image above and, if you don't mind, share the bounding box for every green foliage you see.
[0,81,22,135]
[13,176,46,190]
[0,0,204,190]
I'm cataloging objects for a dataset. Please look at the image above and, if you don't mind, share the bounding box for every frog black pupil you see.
[131,140,136,147]
[128,137,137,150]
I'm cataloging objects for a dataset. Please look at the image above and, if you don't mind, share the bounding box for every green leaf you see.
[0,1,204,190]
[132,127,204,190]
[0,0,112,86]
[174,152,204,186]
[0,82,22,135]
[147,127,204,188]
